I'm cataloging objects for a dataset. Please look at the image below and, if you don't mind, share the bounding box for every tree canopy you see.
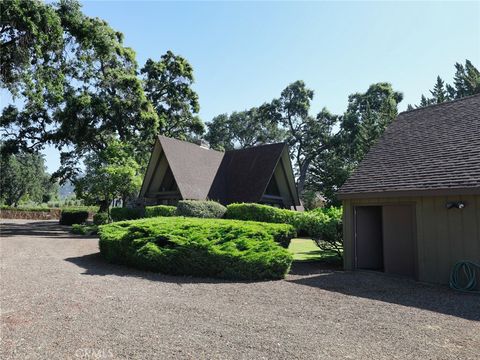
[0,147,57,206]
[1,0,159,180]
[141,51,204,141]
[205,108,284,151]
[74,141,142,212]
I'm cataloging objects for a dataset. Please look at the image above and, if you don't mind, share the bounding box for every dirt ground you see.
[1,219,479,360]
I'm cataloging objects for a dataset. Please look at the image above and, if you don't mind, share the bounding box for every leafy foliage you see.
[141,51,204,140]
[205,108,284,151]
[301,207,343,258]
[98,217,295,280]
[59,209,88,225]
[145,205,176,218]
[339,82,403,164]
[1,0,159,179]
[0,149,57,206]
[0,0,64,96]
[74,141,142,212]
[110,207,142,222]
[261,82,338,197]
[93,212,109,225]
[176,200,227,219]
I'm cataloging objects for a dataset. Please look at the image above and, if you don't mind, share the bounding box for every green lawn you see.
[288,238,341,264]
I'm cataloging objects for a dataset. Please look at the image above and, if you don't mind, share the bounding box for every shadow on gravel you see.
[0,221,77,238]
[65,253,261,285]
[289,261,341,276]
[288,270,480,321]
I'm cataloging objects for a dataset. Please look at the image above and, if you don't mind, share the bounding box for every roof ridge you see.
[157,135,224,154]
[400,93,480,116]
[225,142,286,154]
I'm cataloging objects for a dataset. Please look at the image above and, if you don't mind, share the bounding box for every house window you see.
[264,176,281,196]
[160,167,177,192]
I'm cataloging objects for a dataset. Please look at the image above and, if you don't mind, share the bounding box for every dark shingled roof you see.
[208,143,287,203]
[338,94,480,198]
[159,136,224,200]
[157,136,295,204]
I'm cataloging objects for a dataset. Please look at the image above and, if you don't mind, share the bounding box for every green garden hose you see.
[449,261,480,294]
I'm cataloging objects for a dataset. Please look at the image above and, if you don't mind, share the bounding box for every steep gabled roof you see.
[208,142,288,203]
[338,94,480,198]
[158,136,224,200]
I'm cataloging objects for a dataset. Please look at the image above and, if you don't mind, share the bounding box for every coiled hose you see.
[449,261,480,294]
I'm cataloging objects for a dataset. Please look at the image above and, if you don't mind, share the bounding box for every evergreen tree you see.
[429,76,449,104]
[415,60,479,107]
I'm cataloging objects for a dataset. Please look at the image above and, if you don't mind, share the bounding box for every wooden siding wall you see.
[343,195,480,284]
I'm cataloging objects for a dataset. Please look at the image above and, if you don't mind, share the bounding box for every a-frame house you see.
[139,136,300,209]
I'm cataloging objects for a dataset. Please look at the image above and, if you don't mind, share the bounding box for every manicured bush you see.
[225,203,302,227]
[59,209,89,225]
[93,212,109,225]
[110,207,142,222]
[176,200,226,218]
[98,217,295,280]
[145,205,176,218]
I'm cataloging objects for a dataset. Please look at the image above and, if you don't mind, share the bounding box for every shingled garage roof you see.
[158,136,224,200]
[208,143,287,203]
[338,94,480,198]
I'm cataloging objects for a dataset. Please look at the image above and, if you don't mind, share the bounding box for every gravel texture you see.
[1,219,479,360]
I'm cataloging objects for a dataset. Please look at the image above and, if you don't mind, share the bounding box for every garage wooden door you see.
[382,205,416,278]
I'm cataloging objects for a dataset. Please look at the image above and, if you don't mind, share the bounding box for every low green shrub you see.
[306,207,343,258]
[59,209,89,225]
[71,224,98,235]
[110,207,142,222]
[176,200,226,218]
[98,217,295,280]
[145,205,176,218]
[93,212,109,225]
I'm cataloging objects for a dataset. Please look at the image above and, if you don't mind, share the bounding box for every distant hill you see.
[59,181,75,199]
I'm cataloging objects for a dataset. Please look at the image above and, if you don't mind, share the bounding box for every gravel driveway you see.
[1,219,479,360]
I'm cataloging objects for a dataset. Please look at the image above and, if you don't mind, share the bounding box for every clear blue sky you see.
[4,1,480,172]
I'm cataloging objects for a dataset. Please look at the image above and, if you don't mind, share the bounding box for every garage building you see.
[337,94,480,284]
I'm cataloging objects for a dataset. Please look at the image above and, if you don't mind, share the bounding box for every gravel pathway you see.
[1,219,479,360]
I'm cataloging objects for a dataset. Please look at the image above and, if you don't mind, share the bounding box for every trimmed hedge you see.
[110,207,142,222]
[98,217,295,280]
[225,203,343,241]
[176,200,226,219]
[59,209,89,225]
[225,203,301,224]
[145,205,176,218]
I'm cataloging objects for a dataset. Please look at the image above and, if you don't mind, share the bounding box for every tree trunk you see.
[296,159,311,200]
[98,200,109,213]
